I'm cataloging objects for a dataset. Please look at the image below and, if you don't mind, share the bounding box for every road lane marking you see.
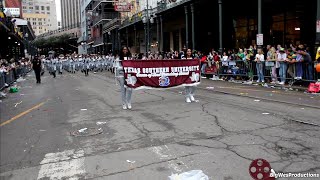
[0,101,45,127]
[37,149,85,180]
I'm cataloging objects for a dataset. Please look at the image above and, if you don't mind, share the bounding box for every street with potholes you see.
[0,71,320,180]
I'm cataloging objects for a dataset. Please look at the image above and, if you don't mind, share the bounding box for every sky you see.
[55,0,61,21]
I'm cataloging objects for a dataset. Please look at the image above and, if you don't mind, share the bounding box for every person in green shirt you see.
[237,49,245,60]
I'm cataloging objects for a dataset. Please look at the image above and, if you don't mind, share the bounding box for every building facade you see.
[78,0,91,54]
[1,0,36,59]
[84,0,119,54]
[118,0,318,55]
[21,0,57,36]
[4,0,23,18]
[61,0,80,29]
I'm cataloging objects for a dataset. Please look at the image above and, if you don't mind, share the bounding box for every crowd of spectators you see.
[0,58,31,90]
[130,43,319,84]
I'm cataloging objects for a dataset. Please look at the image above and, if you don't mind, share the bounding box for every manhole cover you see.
[71,127,103,137]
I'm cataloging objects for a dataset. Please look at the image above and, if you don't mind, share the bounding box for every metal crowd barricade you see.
[0,65,32,91]
[205,59,318,83]
[6,70,15,85]
[215,60,252,79]
[0,72,6,90]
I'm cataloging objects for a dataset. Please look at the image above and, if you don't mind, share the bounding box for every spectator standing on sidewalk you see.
[315,47,320,80]
[32,56,42,84]
[255,49,265,83]
[304,46,313,80]
[277,48,287,85]
[286,48,296,81]
[268,47,278,83]
[294,45,304,80]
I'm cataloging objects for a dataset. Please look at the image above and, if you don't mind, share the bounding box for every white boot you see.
[127,103,132,109]
[186,97,191,103]
[122,104,127,110]
[190,95,195,102]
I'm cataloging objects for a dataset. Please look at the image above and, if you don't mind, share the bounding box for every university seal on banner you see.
[159,76,170,87]
[126,75,137,86]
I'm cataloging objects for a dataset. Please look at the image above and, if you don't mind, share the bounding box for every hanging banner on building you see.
[256,34,263,46]
[121,59,201,90]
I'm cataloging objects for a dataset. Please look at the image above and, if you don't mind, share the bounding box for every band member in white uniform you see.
[115,47,133,110]
[183,48,197,103]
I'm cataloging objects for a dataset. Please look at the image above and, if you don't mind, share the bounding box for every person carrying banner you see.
[115,47,133,110]
[183,48,197,103]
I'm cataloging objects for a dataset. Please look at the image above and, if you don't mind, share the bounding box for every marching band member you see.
[84,55,90,76]
[58,57,63,74]
[51,57,57,78]
[115,47,133,110]
[183,48,197,103]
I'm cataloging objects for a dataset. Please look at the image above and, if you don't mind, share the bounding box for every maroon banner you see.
[121,59,201,89]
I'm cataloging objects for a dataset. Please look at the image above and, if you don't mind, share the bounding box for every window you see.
[23,10,27,13]
[39,27,42,29]
[35,6,39,10]
[27,18,30,21]
[35,11,39,14]
[38,18,42,21]
[39,22,42,25]
[32,22,36,25]
[23,6,27,9]
[46,6,50,11]
[34,26,37,29]
[29,7,33,9]
[47,12,50,14]
[32,18,36,21]
[41,6,44,10]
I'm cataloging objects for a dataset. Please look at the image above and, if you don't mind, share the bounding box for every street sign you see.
[316,20,320,33]
[114,2,132,12]
[256,34,263,46]
[4,8,20,17]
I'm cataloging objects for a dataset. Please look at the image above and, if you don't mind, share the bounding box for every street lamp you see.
[142,13,155,56]
[25,33,29,57]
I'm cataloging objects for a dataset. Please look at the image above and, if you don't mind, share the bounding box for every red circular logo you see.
[249,159,275,180]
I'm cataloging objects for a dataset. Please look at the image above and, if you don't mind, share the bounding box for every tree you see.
[34,34,75,55]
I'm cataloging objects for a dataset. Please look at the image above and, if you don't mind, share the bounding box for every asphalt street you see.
[0,70,320,180]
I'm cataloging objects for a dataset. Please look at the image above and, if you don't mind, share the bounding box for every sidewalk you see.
[205,76,309,92]
[198,77,320,109]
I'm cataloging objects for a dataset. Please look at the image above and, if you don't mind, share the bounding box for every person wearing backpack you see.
[304,47,313,80]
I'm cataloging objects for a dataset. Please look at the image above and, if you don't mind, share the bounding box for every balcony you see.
[92,0,115,11]
[120,7,158,29]
[103,18,120,33]
[92,36,104,47]
[92,12,118,27]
